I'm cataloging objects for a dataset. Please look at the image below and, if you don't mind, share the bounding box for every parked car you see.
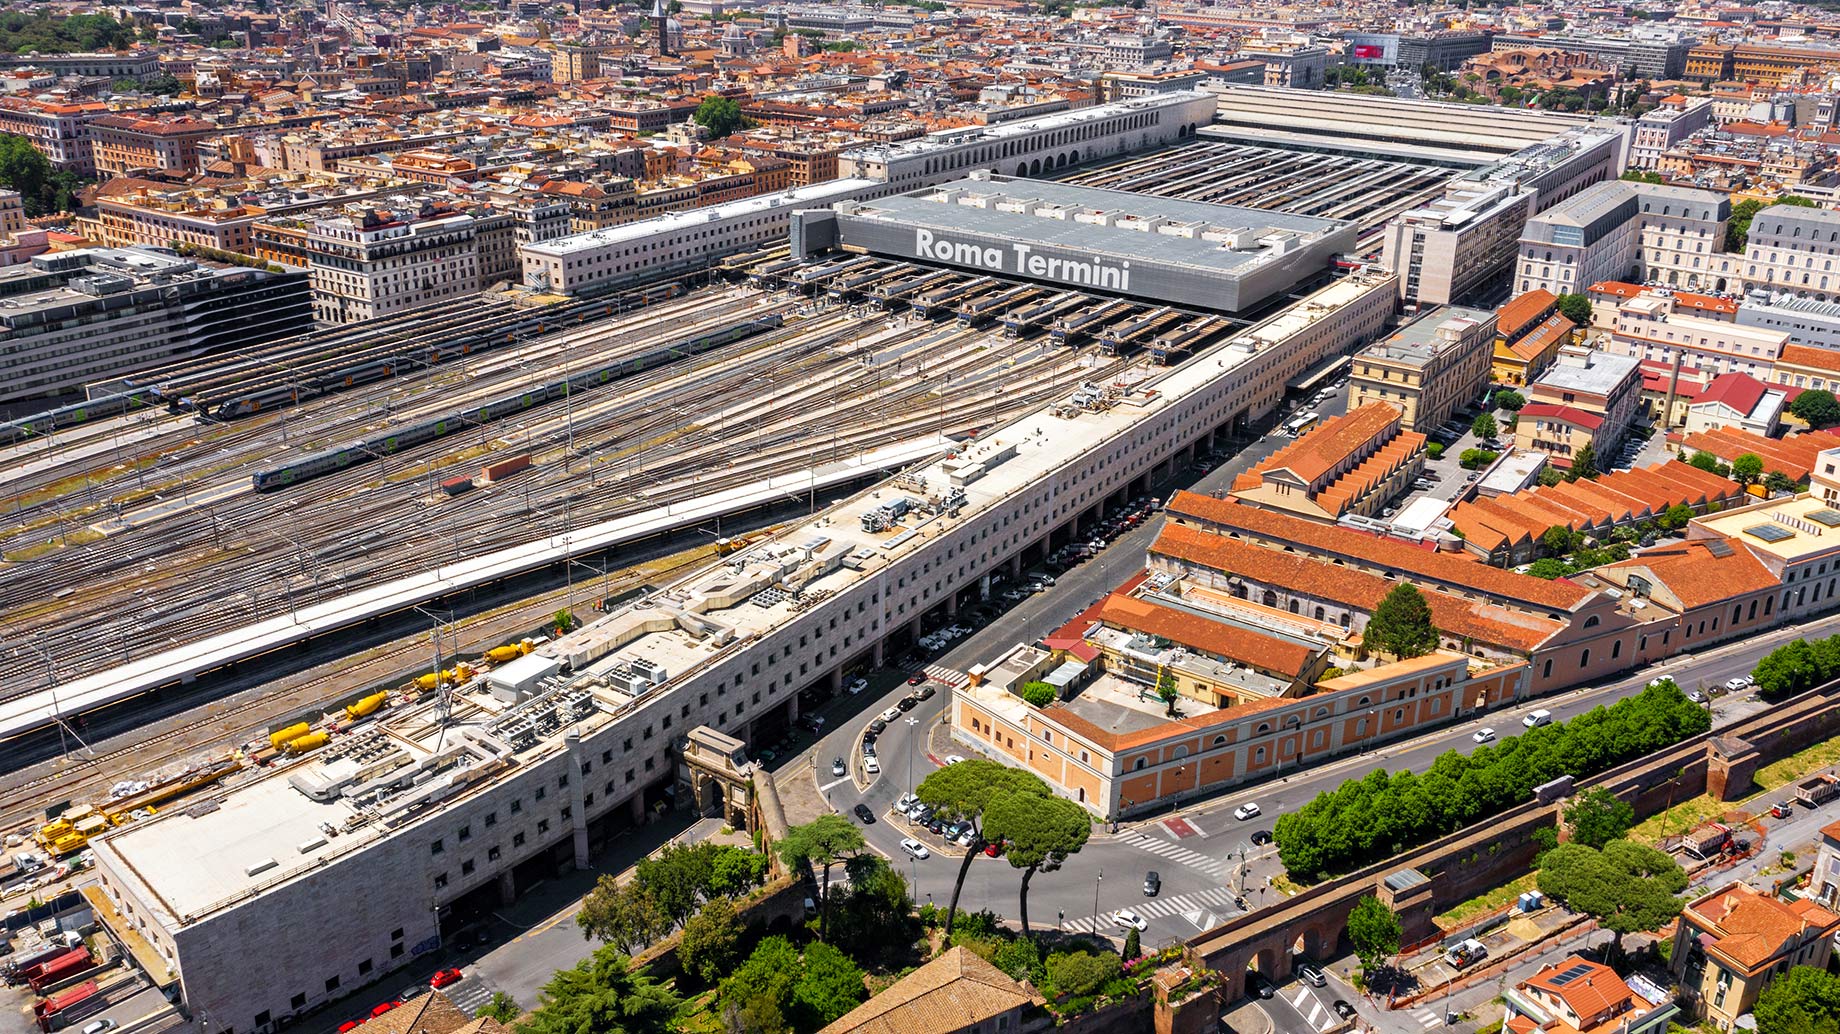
[1143,871,1161,897]
[908,673,927,685]
[1250,830,1273,846]
[1725,676,1753,692]
[861,740,877,757]
[863,756,880,774]
[1298,964,1326,988]
[944,754,966,766]
[868,719,887,735]
[1773,801,1795,819]
[1523,709,1553,728]
[1687,689,1705,703]
[370,1002,399,1019]
[847,677,869,695]
[1332,1001,1356,1020]
[900,838,930,860]
[1249,974,1276,999]
[897,696,918,712]
[984,841,1004,857]
[1113,908,1149,931]
[400,984,430,1002]
[880,706,903,722]
[1473,728,1496,744]
[896,792,918,812]
[338,1023,364,1034]
[916,685,936,700]
[1647,676,1673,688]
[1234,803,1262,821]
[431,969,464,989]
[81,1022,117,1034]
[853,803,876,824]
[1446,938,1488,968]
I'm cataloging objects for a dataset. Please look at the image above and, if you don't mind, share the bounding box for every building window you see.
[291,994,307,1010]
[434,873,448,889]
[326,976,341,993]
[430,839,444,856]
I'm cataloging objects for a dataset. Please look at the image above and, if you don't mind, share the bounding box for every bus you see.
[1282,411,1321,437]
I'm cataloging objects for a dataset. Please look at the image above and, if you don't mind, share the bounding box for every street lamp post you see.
[1092,869,1103,936]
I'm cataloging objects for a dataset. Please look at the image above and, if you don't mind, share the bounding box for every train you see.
[249,315,785,493]
[0,391,158,447]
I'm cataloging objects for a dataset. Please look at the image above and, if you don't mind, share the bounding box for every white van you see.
[1523,709,1554,728]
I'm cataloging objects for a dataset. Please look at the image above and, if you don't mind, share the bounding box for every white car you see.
[1647,676,1672,688]
[1725,676,1753,692]
[896,792,918,812]
[847,677,869,695]
[1473,728,1496,744]
[900,837,930,860]
[1113,908,1149,932]
[944,754,966,766]
[863,755,881,774]
[1234,803,1262,821]
[880,706,903,723]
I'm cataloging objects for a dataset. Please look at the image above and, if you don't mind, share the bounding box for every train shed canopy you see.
[792,171,1356,314]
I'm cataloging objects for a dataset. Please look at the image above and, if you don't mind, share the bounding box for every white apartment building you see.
[1628,97,1713,170]
[1740,203,1840,301]
[1601,288,1790,379]
[1515,181,1728,297]
[1384,124,1625,306]
[307,209,480,324]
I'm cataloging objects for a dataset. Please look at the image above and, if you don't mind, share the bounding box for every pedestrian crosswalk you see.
[1063,884,1242,933]
[1120,830,1228,878]
[442,976,497,1016]
[1408,1007,1444,1030]
[924,665,968,688]
[1288,987,1336,1033]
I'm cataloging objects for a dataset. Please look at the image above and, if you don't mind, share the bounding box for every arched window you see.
[1212,735,1227,746]
[1256,722,1271,734]
[1133,757,1147,771]
[1314,606,1325,621]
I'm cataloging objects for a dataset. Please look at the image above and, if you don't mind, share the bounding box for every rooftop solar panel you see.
[1746,523,1795,543]
[1810,508,1840,528]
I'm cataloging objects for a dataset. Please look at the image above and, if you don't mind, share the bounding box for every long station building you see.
[89,229,1399,1033]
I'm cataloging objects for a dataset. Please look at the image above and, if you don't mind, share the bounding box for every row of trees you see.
[0,11,135,52]
[576,840,768,951]
[1272,682,1710,880]
[1751,631,1840,699]
[0,135,85,216]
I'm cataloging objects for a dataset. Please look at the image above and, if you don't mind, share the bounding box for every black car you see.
[862,741,877,757]
[927,818,948,835]
[1332,1001,1355,1020]
[853,803,876,824]
[916,685,936,700]
[1250,975,1275,1000]
[869,719,888,735]
[1143,871,1161,897]
[897,696,918,711]
[1250,829,1273,846]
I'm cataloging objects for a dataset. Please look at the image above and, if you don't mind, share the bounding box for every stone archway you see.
[1246,947,1277,996]
[680,726,756,830]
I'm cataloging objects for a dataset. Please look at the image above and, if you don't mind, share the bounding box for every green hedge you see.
[1273,683,1710,881]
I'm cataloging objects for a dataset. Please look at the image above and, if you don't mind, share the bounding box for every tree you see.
[823,854,918,968]
[985,790,1090,936]
[1540,525,1577,557]
[522,945,680,1034]
[1688,450,1727,475]
[776,815,863,941]
[1659,503,1695,531]
[915,760,1052,937]
[553,608,574,632]
[1537,465,1566,487]
[1154,669,1180,714]
[1536,839,1687,952]
[1754,638,1820,698]
[1019,680,1056,707]
[633,844,716,928]
[1791,389,1840,429]
[1571,443,1599,480]
[708,845,768,897]
[1472,412,1498,440]
[1728,198,1765,251]
[476,992,520,1024]
[1732,452,1764,486]
[719,936,800,1034]
[1767,470,1798,495]
[1494,389,1526,411]
[680,897,745,987]
[1365,583,1438,659]
[577,877,671,952]
[1555,293,1592,327]
[1123,926,1141,960]
[790,941,868,1030]
[1427,441,1445,460]
[1044,950,1120,998]
[1347,895,1402,971]
[1564,788,1635,849]
[0,134,78,216]
[694,95,749,139]
[1527,558,1574,580]
[1754,965,1840,1034]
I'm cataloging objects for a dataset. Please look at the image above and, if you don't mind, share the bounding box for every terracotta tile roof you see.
[1675,291,1739,317]
[1096,594,1318,678]
[1587,280,1643,300]
[1498,289,1559,338]
[1524,957,1635,1024]
[1521,402,1605,431]
[1235,403,1401,491]
[364,993,473,1034]
[1690,882,1840,972]
[1600,539,1780,608]
[819,946,1041,1034]
[1507,313,1573,362]
[1164,493,1592,612]
[1694,372,1771,415]
[1151,523,1564,653]
[1681,426,1822,481]
[1448,461,1743,548]
[1780,343,1840,375]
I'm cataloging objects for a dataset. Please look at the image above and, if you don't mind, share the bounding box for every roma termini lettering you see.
[914,228,1133,292]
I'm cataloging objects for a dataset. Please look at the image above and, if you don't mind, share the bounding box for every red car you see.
[370,1002,399,1019]
[907,673,926,685]
[339,1022,364,1033]
[430,968,464,989]
[984,842,1004,857]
